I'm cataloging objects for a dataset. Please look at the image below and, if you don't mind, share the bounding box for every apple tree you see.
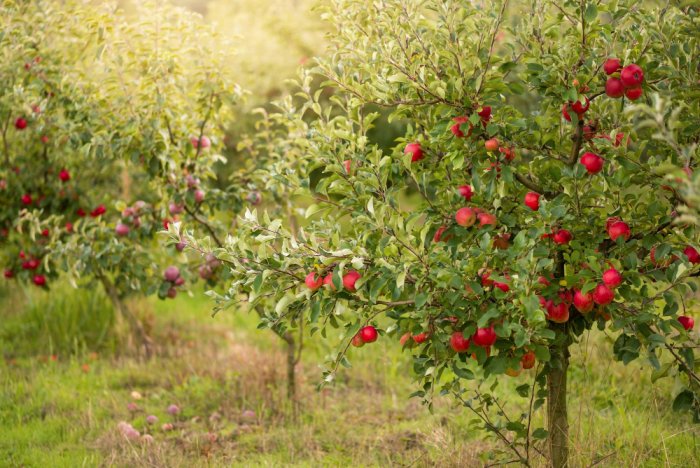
[176,0,700,464]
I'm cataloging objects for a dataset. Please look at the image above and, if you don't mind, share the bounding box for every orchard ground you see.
[1,283,698,467]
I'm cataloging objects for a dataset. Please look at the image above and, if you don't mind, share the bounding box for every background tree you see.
[178,0,700,465]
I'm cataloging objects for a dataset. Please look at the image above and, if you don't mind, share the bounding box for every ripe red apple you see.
[169,203,184,215]
[404,142,424,162]
[433,225,451,243]
[457,185,473,200]
[624,86,643,101]
[90,205,106,217]
[164,266,180,282]
[166,287,178,299]
[607,221,630,242]
[351,333,365,347]
[76,208,86,217]
[602,268,623,288]
[592,283,614,305]
[472,326,496,347]
[15,117,27,130]
[494,281,509,293]
[546,302,570,323]
[323,274,336,290]
[359,325,378,343]
[65,222,73,232]
[450,116,471,138]
[33,274,46,286]
[41,135,49,144]
[450,331,470,353]
[678,315,695,331]
[21,194,32,205]
[571,96,590,115]
[342,270,361,292]
[620,64,644,88]
[477,106,492,123]
[22,259,39,270]
[343,160,352,174]
[174,277,185,286]
[573,289,594,313]
[480,269,494,288]
[552,229,572,245]
[499,146,516,162]
[561,104,572,122]
[305,272,323,291]
[185,175,199,188]
[521,350,536,369]
[58,169,70,182]
[580,152,604,174]
[477,212,497,228]
[605,78,625,98]
[115,223,130,236]
[484,138,499,152]
[3,269,13,279]
[194,190,205,204]
[412,332,428,344]
[684,246,700,264]
[191,135,211,149]
[603,58,622,75]
[399,332,411,346]
[524,192,540,211]
[455,207,477,227]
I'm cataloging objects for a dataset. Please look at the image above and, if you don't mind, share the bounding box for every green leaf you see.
[584,3,598,22]
[672,390,695,412]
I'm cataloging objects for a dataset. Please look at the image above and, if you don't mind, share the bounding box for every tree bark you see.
[281,331,297,401]
[547,337,570,468]
[100,276,152,358]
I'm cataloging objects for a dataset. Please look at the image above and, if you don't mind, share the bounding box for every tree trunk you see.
[281,331,297,401]
[547,340,570,468]
[100,276,152,358]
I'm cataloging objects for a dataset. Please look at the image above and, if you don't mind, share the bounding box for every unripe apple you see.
[21,194,32,205]
[624,86,643,101]
[580,152,604,174]
[191,135,211,149]
[450,116,471,138]
[194,189,205,203]
[607,221,630,242]
[573,289,594,313]
[457,185,473,200]
[472,326,496,347]
[404,142,424,162]
[484,138,499,152]
[15,117,27,130]
[450,331,470,353]
[602,268,623,288]
[684,246,700,264]
[678,315,694,331]
[455,207,477,227]
[546,302,570,323]
[477,212,497,228]
[605,78,625,98]
[58,169,70,182]
[33,274,46,286]
[305,272,323,291]
[351,333,365,347]
[620,64,644,88]
[603,58,622,75]
[359,325,378,343]
[342,270,361,292]
[552,229,572,245]
[164,266,180,282]
[570,96,590,115]
[115,223,130,236]
[592,283,614,305]
[521,350,536,369]
[524,192,540,211]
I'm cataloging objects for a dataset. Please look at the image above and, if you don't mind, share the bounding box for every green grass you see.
[1,284,699,466]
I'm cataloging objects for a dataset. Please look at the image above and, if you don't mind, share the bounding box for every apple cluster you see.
[603,59,645,101]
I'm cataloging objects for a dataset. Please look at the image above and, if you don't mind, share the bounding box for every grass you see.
[1,283,699,466]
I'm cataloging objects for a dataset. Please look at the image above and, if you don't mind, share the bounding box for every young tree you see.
[178,0,700,465]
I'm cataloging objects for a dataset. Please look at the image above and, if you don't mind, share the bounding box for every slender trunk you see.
[100,276,152,358]
[547,340,570,468]
[282,331,297,401]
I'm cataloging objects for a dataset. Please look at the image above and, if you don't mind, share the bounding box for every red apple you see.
[404,142,424,163]
[605,78,625,98]
[194,189,205,203]
[3,269,13,279]
[678,315,694,331]
[521,350,536,369]
[684,246,700,264]
[524,192,540,211]
[323,274,336,290]
[33,274,46,286]
[571,96,590,115]
[492,233,510,250]
[603,58,622,75]
[457,185,473,200]
[455,207,477,227]
[412,332,428,344]
[477,106,492,123]
[115,223,130,236]
[351,334,365,347]
[450,116,471,138]
[625,86,643,101]
[546,302,570,323]
[359,326,378,343]
[21,194,32,205]
[166,287,177,298]
[494,281,509,293]
[592,283,614,305]
[15,117,27,130]
[90,205,106,217]
[450,331,470,353]
[608,221,630,242]
[620,64,644,88]
[191,135,211,149]
[552,229,572,245]
[433,225,451,243]
[477,212,497,228]
[163,266,180,282]
[580,152,604,174]
[58,169,70,182]
[499,146,516,162]
[484,138,499,152]
[399,332,411,346]
[342,270,361,292]
[305,272,323,291]
[573,289,594,313]
[343,160,352,174]
[472,326,496,347]
[561,104,572,122]
[602,268,623,288]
